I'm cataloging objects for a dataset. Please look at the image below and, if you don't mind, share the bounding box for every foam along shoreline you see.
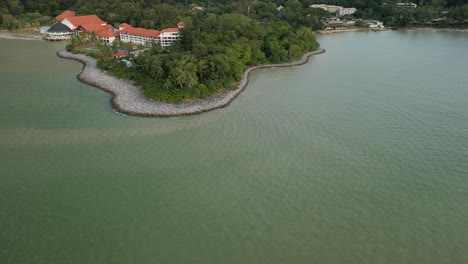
[57,48,325,117]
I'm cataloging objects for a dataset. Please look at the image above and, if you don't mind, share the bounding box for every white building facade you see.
[338,8,357,16]
[311,4,357,17]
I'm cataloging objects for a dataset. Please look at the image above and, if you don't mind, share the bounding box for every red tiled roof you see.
[75,23,118,38]
[78,23,108,32]
[119,23,132,28]
[161,28,179,33]
[112,51,128,57]
[55,10,75,22]
[65,15,106,28]
[96,30,119,38]
[177,21,185,27]
[120,26,160,38]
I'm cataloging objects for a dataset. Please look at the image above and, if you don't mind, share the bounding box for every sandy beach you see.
[57,48,325,117]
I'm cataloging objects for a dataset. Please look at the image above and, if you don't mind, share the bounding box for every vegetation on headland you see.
[62,1,321,103]
[67,11,319,102]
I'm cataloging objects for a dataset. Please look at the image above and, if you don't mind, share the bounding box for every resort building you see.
[48,11,116,41]
[62,15,108,31]
[55,10,75,22]
[47,10,182,47]
[119,23,180,47]
[75,23,118,43]
[159,28,181,47]
[119,24,161,45]
[46,22,72,40]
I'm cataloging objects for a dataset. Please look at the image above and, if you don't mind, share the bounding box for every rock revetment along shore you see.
[57,48,325,117]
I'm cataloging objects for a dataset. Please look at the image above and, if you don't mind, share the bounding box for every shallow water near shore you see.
[1,31,468,263]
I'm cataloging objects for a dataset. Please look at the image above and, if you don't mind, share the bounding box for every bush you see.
[65,44,75,52]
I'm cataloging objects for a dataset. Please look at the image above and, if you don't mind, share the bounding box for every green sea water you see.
[1,31,468,263]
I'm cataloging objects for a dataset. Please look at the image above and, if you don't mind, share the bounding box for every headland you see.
[57,48,326,117]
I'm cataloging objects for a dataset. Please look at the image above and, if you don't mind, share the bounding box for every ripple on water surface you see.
[1,32,468,263]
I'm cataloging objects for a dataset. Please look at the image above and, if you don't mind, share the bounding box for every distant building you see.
[321,17,348,30]
[324,22,348,30]
[382,2,417,8]
[397,2,417,8]
[338,8,357,16]
[311,4,357,17]
[365,20,384,29]
[310,4,342,13]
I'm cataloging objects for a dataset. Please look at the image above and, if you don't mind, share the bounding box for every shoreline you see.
[316,28,388,34]
[57,48,326,117]
[316,27,468,34]
[0,32,44,41]
[401,27,468,32]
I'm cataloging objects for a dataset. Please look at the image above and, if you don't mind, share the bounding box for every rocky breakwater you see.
[57,48,325,117]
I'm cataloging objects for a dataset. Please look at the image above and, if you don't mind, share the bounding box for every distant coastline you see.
[57,48,326,117]
[3,27,466,41]
[316,27,468,34]
[402,27,468,32]
[316,28,388,34]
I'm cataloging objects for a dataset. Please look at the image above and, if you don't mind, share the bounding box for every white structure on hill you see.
[338,8,357,16]
[382,2,417,8]
[310,4,341,13]
[311,4,357,17]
